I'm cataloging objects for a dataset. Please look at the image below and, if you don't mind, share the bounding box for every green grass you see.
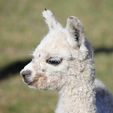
[95,53,113,92]
[0,0,113,113]
[0,76,57,113]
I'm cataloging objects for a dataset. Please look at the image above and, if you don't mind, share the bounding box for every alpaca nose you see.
[21,70,32,78]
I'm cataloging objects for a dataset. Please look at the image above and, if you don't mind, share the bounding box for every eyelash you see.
[46,57,63,66]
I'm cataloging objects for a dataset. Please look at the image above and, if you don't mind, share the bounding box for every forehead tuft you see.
[33,29,73,59]
[37,29,70,49]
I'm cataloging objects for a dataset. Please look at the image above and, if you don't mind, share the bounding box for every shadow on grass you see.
[95,47,113,54]
[0,47,113,80]
[0,59,31,80]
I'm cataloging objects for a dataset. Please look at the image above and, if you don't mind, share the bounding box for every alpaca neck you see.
[55,64,96,113]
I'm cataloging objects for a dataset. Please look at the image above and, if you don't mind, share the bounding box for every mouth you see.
[23,75,47,88]
[22,76,33,85]
[27,81,32,85]
[27,80,37,86]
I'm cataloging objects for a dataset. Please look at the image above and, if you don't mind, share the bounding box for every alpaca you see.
[20,9,113,113]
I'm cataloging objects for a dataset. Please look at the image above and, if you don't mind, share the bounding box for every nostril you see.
[21,70,31,77]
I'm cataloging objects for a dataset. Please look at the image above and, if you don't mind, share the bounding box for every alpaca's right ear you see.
[66,16,85,47]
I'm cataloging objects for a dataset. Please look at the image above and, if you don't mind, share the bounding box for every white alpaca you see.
[20,9,113,113]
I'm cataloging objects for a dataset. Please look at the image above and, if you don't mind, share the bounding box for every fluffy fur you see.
[20,9,113,113]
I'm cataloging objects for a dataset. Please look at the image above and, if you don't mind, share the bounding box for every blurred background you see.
[0,0,113,113]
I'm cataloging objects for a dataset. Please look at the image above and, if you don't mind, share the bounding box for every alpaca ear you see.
[42,9,62,30]
[66,16,85,47]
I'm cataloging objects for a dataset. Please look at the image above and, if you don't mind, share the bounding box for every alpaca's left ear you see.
[42,9,62,31]
[66,16,85,48]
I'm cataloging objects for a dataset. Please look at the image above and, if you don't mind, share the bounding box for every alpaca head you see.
[20,9,93,90]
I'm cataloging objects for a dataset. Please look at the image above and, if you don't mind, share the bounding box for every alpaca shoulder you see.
[95,79,113,113]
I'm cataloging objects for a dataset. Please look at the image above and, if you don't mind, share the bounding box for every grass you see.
[95,53,113,92]
[0,0,113,113]
[0,76,57,113]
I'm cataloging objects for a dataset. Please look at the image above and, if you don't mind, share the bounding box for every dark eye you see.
[46,57,62,66]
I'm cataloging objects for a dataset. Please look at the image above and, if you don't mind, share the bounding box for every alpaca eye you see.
[46,57,62,66]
